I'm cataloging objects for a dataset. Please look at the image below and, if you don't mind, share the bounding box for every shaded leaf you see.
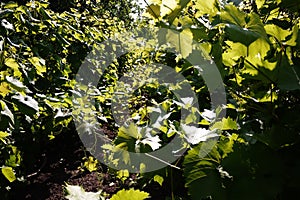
[221,5,267,46]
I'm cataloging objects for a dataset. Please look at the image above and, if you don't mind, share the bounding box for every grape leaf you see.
[221,5,267,46]
[183,141,225,200]
[111,188,149,200]
[211,117,238,130]
[166,28,193,58]
[194,0,218,18]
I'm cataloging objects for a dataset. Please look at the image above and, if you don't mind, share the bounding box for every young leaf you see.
[111,188,149,200]
[211,117,238,130]
[0,131,10,143]
[153,174,164,186]
[1,166,16,182]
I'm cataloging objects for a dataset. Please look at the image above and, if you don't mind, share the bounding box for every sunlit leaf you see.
[166,28,193,58]
[200,109,216,122]
[160,0,178,17]
[28,57,46,76]
[211,117,238,130]
[0,82,10,97]
[0,131,10,144]
[154,174,164,186]
[111,188,149,200]
[1,166,16,182]
[194,0,218,18]
[4,58,21,77]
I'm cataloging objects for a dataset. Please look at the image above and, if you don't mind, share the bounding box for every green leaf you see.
[0,82,11,97]
[145,4,160,18]
[0,131,10,143]
[160,0,178,17]
[3,2,18,9]
[222,41,247,67]
[166,28,193,58]
[28,57,46,76]
[266,24,289,41]
[153,174,164,186]
[4,58,19,70]
[183,141,225,200]
[118,123,140,139]
[166,0,190,24]
[83,156,98,172]
[255,0,265,9]
[4,58,21,77]
[277,55,300,90]
[1,166,16,182]
[221,5,267,46]
[194,0,218,18]
[117,169,130,181]
[111,188,149,200]
[211,117,238,130]
[218,134,239,158]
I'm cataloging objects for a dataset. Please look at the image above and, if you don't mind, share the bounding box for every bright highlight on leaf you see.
[182,124,218,145]
[65,184,103,200]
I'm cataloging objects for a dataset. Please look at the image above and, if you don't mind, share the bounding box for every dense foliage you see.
[141,0,300,199]
[0,0,136,198]
[0,0,300,199]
